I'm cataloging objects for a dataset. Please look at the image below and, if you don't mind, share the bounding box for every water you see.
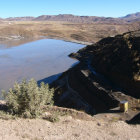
[0,39,85,92]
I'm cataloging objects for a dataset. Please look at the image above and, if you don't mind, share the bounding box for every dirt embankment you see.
[75,30,140,98]
[52,30,140,125]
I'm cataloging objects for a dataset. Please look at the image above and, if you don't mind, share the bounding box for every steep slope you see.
[75,30,140,98]
[52,30,140,119]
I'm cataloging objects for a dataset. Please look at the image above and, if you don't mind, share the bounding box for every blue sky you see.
[0,0,140,18]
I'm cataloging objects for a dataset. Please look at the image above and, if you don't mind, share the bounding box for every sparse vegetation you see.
[0,110,16,120]
[0,21,139,44]
[2,78,54,118]
[43,112,60,123]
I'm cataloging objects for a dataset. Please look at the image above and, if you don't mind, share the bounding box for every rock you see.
[44,112,52,117]
[97,122,101,126]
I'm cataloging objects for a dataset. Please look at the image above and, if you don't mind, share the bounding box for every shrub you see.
[43,112,60,123]
[2,78,54,118]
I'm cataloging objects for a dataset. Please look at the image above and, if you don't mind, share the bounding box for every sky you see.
[0,0,140,18]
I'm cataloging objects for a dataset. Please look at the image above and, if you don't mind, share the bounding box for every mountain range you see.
[0,12,140,23]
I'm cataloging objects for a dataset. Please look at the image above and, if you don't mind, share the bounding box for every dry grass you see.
[0,21,139,43]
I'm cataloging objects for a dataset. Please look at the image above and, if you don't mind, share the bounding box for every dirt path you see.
[0,115,140,140]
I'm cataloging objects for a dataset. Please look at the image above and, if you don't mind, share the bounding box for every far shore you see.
[43,36,93,45]
[0,35,92,48]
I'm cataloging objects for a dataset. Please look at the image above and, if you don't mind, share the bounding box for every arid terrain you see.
[0,13,140,45]
[0,102,140,140]
[0,13,140,140]
[0,114,140,140]
[0,20,140,45]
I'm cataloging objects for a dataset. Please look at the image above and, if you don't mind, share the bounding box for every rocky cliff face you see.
[76,30,140,97]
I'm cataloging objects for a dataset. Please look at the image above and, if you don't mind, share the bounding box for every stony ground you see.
[0,113,140,140]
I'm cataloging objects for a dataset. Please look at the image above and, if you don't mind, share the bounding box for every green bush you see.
[2,79,54,118]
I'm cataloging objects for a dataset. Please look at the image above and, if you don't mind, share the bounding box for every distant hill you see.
[5,16,35,21]
[0,18,3,21]
[33,14,123,24]
[1,12,140,23]
[120,12,140,22]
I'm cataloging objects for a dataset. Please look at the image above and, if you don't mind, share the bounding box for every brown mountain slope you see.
[5,16,35,21]
[121,12,140,22]
[1,12,140,23]
[33,14,124,24]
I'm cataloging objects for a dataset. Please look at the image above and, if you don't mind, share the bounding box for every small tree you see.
[2,79,54,118]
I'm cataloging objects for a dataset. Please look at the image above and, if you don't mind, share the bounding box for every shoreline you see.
[0,37,85,95]
[40,35,93,45]
[0,35,93,46]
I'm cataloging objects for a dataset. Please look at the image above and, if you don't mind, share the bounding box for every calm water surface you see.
[0,39,85,92]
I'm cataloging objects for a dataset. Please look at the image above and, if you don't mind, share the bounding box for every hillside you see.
[75,30,140,98]
[121,12,140,22]
[0,114,140,140]
[52,30,140,123]
[6,16,34,21]
[0,101,139,140]
[33,14,123,24]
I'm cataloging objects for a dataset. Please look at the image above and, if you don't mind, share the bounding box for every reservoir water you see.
[0,39,85,92]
